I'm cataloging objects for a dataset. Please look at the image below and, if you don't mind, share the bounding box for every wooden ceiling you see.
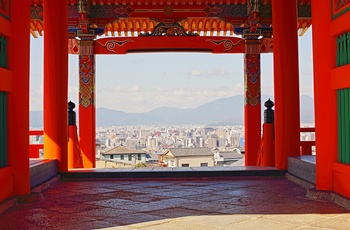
[29,0,311,38]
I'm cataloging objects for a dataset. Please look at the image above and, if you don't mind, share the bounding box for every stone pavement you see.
[0,177,350,229]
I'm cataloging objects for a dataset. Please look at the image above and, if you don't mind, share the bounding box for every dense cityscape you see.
[30,124,316,168]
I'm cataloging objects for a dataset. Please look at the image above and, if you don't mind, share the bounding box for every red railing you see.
[29,130,44,158]
[300,127,315,155]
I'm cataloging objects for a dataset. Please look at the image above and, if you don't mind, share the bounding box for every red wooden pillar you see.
[43,0,69,172]
[244,38,261,166]
[7,0,31,196]
[272,0,300,169]
[311,2,336,190]
[79,39,96,168]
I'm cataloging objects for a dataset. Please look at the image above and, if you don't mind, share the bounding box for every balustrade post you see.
[68,101,83,168]
[259,99,275,166]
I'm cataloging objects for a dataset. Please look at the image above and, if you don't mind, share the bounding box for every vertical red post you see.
[68,101,83,168]
[68,125,84,168]
[79,39,96,168]
[7,0,31,196]
[244,38,261,166]
[262,123,275,166]
[43,0,69,172]
[272,0,300,169]
[311,2,335,190]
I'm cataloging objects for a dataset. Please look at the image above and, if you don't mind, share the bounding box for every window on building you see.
[128,155,132,161]
[137,154,141,160]
[182,164,189,167]
[110,155,114,159]
[201,163,208,167]
[120,155,124,160]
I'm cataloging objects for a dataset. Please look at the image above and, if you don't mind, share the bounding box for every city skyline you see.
[30,28,313,113]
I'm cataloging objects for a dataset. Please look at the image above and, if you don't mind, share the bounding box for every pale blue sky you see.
[30,28,313,113]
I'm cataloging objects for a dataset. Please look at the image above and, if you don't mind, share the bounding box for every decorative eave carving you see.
[139,22,199,36]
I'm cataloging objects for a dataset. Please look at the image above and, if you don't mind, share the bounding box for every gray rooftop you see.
[101,146,144,155]
[219,151,244,159]
[169,147,214,157]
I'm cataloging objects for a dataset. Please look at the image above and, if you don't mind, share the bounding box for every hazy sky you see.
[30,28,313,113]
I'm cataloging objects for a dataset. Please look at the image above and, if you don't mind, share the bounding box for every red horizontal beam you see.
[29,144,43,158]
[300,127,315,132]
[94,36,246,54]
[29,130,44,136]
[300,141,316,146]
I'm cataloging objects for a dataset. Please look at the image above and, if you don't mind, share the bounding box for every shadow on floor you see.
[1,177,350,229]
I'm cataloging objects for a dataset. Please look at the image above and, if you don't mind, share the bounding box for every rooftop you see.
[168,147,214,157]
[102,146,144,155]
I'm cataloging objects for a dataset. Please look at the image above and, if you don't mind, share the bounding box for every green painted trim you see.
[341,89,345,163]
[4,38,8,68]
[338,90,342,162]
[0,36,8,68]
[348,32,350,65]
[347,89,350,164]
[344,89,349,163]
[0,37,4,67]
[343,34,348,65]
[337,88,350,164]
[342,35,345,66]
[0,0,11,20]
[336,37,340,67]
[0,92,7,167]
[336,32,350,67]
[339,35,344,66]
[332,0,350,20]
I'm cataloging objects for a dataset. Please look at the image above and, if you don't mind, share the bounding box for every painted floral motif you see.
[79,55,95,108]
[205,39,243,52]
[245,54,261,106]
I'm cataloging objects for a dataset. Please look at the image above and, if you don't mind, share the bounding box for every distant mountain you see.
[30,111,43,129]
[30,95,314,128]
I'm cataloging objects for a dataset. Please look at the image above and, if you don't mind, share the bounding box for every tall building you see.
[208,134,219,149]
[126,138,139,150]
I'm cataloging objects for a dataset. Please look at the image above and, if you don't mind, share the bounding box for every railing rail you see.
[29,130,43,158]
[300,127,315,155]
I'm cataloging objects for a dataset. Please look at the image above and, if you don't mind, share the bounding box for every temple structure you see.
[1,0,350,204]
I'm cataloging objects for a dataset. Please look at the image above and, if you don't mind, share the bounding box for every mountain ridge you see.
[30,95,314,128]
